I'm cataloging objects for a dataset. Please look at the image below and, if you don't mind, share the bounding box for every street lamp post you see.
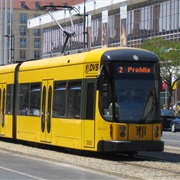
[4,33,14,63]
[83,0,86,49]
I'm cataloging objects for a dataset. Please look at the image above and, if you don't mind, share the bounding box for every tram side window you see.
[53,82,66,117]
[66,81,81,118]
[53,81,81,119]
[99,75,113,121]
[6,85,13,114]
[18,83,41,116]
[30,83,41,116]
[19,84,29,115]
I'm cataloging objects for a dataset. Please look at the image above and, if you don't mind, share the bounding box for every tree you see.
[140,37,180,109]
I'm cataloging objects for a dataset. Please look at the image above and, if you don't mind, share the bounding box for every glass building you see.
[30,0,180,57]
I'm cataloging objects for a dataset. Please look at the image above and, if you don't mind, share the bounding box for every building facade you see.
[28,0,180,58]
[0,0,81,65]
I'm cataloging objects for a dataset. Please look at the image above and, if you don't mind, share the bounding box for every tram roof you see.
[0,63,18,74]
[19,47,158,71]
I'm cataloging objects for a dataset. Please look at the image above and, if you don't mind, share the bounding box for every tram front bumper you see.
[97,140,164,152]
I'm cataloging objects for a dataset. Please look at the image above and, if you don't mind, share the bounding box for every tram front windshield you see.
[99,62,159,123]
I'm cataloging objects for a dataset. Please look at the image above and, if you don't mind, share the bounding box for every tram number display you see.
[118,66,152,74]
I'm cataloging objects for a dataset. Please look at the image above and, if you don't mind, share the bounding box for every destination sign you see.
[118,66,152,74]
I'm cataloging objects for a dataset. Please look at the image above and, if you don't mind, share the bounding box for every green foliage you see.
[141,37,180,109]
[141,37,180,64]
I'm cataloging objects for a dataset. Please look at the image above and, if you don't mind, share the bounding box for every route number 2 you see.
[119,67,123,73]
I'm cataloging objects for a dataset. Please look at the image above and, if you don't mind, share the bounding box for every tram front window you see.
[114,78,157,122]
[99,62,159,123]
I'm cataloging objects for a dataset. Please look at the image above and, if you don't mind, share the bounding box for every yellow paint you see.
[17,116,41,142]
[128,124,162,140]
[52,118,82,149]
[82,119,95,148]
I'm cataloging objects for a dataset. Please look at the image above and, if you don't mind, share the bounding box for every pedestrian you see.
[163,104,167,109]
[177,103,180,115]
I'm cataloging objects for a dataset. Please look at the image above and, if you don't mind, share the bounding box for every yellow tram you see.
[0,63,19,138]
[0,47,164,153]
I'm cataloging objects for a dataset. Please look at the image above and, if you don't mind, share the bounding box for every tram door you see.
[0,83,6,136]
[40,80,53,143]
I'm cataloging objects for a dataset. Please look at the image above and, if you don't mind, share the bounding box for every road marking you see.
[163,132,180,136]
[0,166,46,180]
[162,139,180,143]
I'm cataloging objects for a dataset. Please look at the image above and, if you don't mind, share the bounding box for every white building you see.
[27,0,180,58]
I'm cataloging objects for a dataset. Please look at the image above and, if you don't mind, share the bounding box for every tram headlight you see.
[154,126,159,137]
[120,126,126,137]
[120,131,126,137]
[120,126,126,131]
[155,132,159,137]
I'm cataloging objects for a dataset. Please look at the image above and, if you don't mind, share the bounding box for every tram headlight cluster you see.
[154,126,159,137]
[120,126,126,137]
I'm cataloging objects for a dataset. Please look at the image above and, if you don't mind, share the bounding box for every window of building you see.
[43,27,63,55]
[35,2,40,9]
[20,38,26,47]
[7,25,10,36]
[71,20,84,50]
[125,0,180,46]
[20,50,26,60]
[7,13,11,23]
[20,26,26,36]
[20,13,27,23]
[34,50,40,59]
[21,1,26,8]
[91,14,102,47]
[34,29,40,36]
[108,10,120,45]
[34,38,40,48]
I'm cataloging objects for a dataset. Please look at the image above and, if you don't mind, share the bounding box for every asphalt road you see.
[162,130,180,147]
[0,132,179,180]
[0,150,120,180]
